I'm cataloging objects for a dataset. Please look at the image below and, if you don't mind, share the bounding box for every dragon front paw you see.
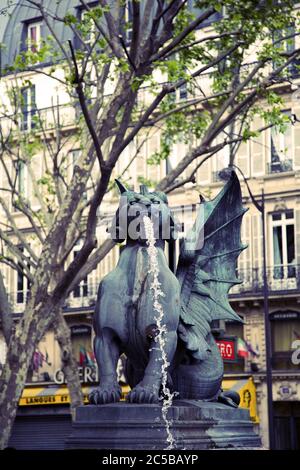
[126,384,160,404]
[89,383,122,405]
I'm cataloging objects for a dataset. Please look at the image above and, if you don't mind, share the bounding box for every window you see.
[274,402,300,450]
[17,266,25,304]
[72,244,88,299]
[81,7,98,46]
[124,0,133,43]
[71,325,95,368]
[16,248,30,304]
[271,211,296,282]
[27,22,42,52]
[269,110,293,173]
[271,314,300,370]
[170,84,188,102]
[179,82,188,101]
[273,25,299,78]
[17,161,27,197]
[20,85,36,131]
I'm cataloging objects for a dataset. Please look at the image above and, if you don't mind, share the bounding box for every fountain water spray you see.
[143,215,176,450]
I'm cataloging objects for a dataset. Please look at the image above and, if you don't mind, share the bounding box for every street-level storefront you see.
[8,406,72,450]
[253,375,300,449]
[8,383,130,450]
[8,378,257,449]
[18,383,130,406]
[274,401,300,449]
[273,377,300,449]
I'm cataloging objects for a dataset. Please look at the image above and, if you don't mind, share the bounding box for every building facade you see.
[0,0,300,450]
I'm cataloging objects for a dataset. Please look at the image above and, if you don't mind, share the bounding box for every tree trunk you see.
[0,271,13,346]
[0,293,57,449]
[0,324,37,448]
[53,312,84,421]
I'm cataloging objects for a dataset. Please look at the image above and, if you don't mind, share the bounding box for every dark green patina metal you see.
[90,172,246,406]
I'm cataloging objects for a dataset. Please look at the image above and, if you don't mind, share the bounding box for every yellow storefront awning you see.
[19,385,131,406]
[222,377,259,423]
[19,380,258,423]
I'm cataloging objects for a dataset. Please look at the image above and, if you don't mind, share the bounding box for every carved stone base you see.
[65,400,261,450]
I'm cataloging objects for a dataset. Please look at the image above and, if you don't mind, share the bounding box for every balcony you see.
[267,159,293,174]
[9,282,100,315]
[0,102,85,137]
[9,264,300,314]
[230,264,300,297]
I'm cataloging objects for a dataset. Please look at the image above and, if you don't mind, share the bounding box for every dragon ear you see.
[115,179,128,194]
[140,184,149,195]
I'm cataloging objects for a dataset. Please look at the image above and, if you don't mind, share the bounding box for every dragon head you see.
[108,180,177,244]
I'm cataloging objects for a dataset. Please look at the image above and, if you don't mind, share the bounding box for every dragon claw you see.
[89,383,122,405]
[126,384,160,404]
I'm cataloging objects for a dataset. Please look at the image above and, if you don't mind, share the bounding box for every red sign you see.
[216,339,236,361]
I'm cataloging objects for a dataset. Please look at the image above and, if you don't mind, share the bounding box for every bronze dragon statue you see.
[89,171,246,406]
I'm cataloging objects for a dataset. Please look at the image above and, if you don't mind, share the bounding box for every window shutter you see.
[29,156,42,205]
[168,143,178,170]
[295,209,300,265]
[177,141,189,178]
[21,87,28,131]
[251,117,265,176]
[146,133,160,185]
[236,141,250,176]
[238,211,252,271]
[40,23,46,42]
[214,151,225,172]
[0,159,11,211]
[136,135,146,181]
[95,230,106,284]
[30,85,36,108]
[196,157,211,184]
[293,104,300,169]
[252,213,263,268]
[87,256,97,300]
[235,211,252,292]
[115,140,135,186]
[136,153,145,179]
[2,256,10,299]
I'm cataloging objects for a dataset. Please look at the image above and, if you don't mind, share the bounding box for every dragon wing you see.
[176,171,247,360]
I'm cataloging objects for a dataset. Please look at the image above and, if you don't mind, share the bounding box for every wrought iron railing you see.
[9,264,300,313]
[9,282,100,314]
[0,102,79,135]
[230,264,300,296]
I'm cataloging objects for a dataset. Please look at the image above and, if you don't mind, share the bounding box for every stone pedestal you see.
[65,400,261,450]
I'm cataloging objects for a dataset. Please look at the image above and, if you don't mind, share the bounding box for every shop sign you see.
[70,325,91,335]
[270,311,300,321]
[54,366,98,384]
[19,391,90,406]
[216,338,237,362]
